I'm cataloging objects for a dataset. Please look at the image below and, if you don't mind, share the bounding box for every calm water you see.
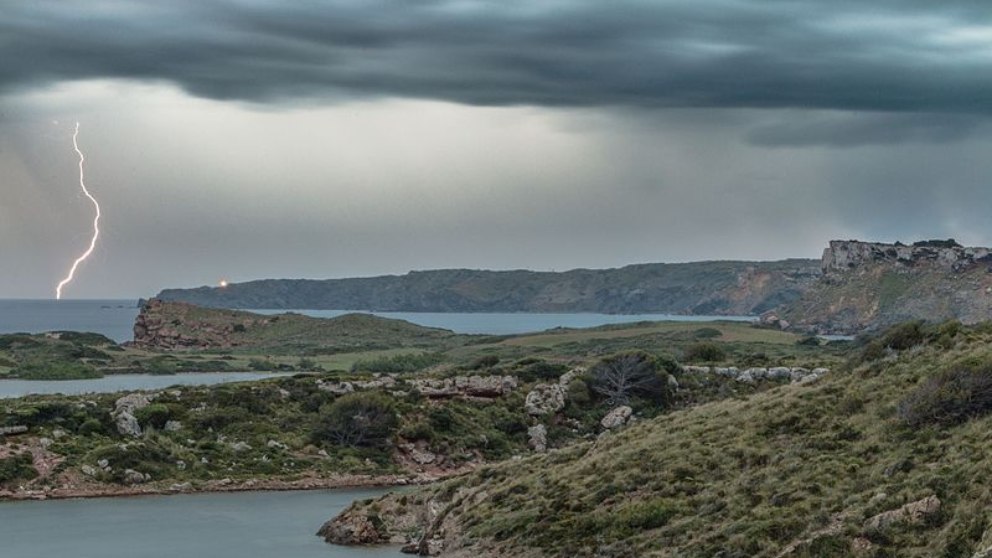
[0,299,754,343]
[0,488,401,558]
[0,299,140,342]
[0,372,293,399]
[252,309,756,335]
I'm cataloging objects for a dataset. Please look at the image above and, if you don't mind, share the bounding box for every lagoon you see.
[0,488,399,558]
[0,372,292,399]
[0,299,755,342]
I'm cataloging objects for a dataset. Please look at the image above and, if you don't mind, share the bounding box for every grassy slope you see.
[340,328,992,557]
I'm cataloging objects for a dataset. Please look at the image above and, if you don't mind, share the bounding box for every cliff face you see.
[775,240,992,334]
[156,260,821,316]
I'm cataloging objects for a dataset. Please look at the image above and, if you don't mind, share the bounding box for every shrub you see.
[351,352,444,374]
[515,360,569,383]
[134,404,173,430]
[795,336,821,347]
[898,363,992,427]
[682,342,726,363]
[78,418,107,436]
[0,454,38,485]
[881,321,926,351]
[590,352,673,406]
[468,355,500,370]
[313,392,398,448]
[693,327,722,339]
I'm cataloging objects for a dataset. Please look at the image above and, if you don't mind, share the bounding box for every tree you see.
[590,352,672,406]
[313,392,398,448]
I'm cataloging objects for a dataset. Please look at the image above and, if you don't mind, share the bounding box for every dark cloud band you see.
[2,1,991,111]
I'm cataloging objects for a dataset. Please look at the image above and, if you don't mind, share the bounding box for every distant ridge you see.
[156,260,821,316]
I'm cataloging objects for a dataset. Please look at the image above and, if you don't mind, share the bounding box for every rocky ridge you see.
[771,239,992,334]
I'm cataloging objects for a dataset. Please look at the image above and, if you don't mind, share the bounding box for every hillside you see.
[772,240,992,334]
[156,260,820,315]
[131,299,456,353]
[1,314,833,502]
[321,321,992,557]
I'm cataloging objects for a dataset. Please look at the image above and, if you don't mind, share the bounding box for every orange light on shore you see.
[219,279,229,288]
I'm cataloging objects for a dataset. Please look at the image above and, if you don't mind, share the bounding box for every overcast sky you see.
[2,1,992,299]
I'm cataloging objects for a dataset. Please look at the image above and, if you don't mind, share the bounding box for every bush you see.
[693,327,722,339]
[134,404,173,430]
[468,355,500,370]
[898,362,992,427]
[351,352,444,374]
[0,454,38,485]
[682,342,726,363]
[515,360,569,383]
[590,352,673,406]
[313,392,398,448]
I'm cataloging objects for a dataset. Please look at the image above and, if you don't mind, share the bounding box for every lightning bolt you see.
[55,122,101,300]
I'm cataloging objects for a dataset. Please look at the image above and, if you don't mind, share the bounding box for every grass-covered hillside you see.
[1,313,839,500]
[324,321,992,557]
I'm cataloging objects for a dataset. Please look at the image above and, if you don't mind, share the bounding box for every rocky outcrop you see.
[864,495,941,532]
[779,239,992,334]
[111,393,152,438]
[524,383,566,416]
[527,424,548,452]
[317,509,390,545]
[409,375,517,398]
[0,426,28,436]
[600,406,633,430]
[822,239,990,275]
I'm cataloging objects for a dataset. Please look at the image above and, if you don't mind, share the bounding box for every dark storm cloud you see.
[2,0,992,113]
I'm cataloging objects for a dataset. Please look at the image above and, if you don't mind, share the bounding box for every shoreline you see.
[0,471,456,503]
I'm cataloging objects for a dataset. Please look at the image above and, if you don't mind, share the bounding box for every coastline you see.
[0,470,461,503]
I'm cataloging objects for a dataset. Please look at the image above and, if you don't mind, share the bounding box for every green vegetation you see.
[334,321,992,557]
[313,392,398,448]
[12,360,102,380]
[0,454,38,485]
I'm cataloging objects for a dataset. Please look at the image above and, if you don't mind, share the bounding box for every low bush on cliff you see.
[682,342,727,363]
[0,454,38,485]
[313,392,398,449]
[898,362,992,427]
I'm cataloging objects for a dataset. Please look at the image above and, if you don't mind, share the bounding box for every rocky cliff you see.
[156,260,820,316]
[773,239,992,333]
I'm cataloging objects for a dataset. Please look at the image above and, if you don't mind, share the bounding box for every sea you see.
[0,299,755,343]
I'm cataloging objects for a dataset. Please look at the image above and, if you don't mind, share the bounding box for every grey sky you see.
[2,1,991,298]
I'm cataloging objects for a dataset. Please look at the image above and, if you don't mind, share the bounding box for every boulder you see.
[164,420,183,432]
[600,406,633,430]
[528,424,548,453]
[525,383,566,416]
[399,443,437,465]
[317,510,387,545]
[112,393,153,438]
[122,469,151,485]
